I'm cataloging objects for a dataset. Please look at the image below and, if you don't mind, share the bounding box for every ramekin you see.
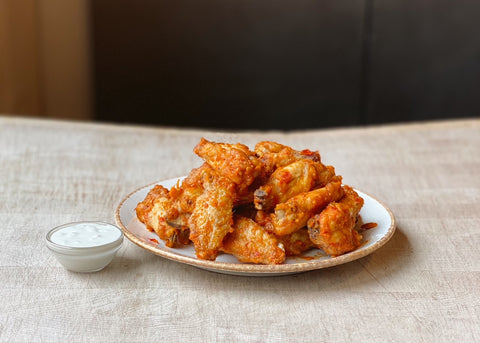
[46,221,123,272]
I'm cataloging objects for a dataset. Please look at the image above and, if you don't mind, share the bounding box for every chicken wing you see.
[254,141,321,175]
[271,177,344,236]
[165,162,214,230]
[169,163,212,214]
[194,138,263,188]
[188,173,236,260]
[277,228,316,256]
[135,185,189,247]
[135,164,216,248]
[135,184,170,230]
[254,159,335,211]
[221,216,286,264]
[314,164,336,188]
[254,141,320,162]
[307,186,364,256]
[135,138,364,263]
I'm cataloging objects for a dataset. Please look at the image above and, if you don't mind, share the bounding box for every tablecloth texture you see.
[1,116,479,342]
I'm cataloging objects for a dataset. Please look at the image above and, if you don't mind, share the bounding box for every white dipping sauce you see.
[50,222,122,248]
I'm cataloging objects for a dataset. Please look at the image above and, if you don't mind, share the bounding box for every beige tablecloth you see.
[1,116,479,342]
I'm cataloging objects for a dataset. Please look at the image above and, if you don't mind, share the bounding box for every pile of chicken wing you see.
[136,138,364,264]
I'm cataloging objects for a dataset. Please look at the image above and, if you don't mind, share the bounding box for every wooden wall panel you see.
[0,0,92,119]
[37,0,93,120]
[92,0,366,130]
[0,0,43,115]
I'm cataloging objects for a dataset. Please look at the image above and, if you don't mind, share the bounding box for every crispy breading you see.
[221,216,286,264]
[136,139,365,262]
[254,160,335,212]
[307,186,364,256]
[254,141,321,175]
[271,177,344,236]
[169,163,212,214]
[194,138,263,187]
[278,228,316,256]
[188,173,236,260]
[135,184,169,230]
[164,163,214,230]
[254,141,286,156]
[136,163,213,242]
[254,210,275,233]
[135,185,189,247]
[314,164,336,188]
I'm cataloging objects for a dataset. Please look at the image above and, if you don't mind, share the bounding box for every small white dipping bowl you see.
[46,221,123,272]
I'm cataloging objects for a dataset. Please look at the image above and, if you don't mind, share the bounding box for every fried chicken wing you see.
[188,174,236,260]
[254,141,320,162]
[135,184,170,229]
[271,177,344,236]
[278,228,316,256]
[254,141,321,175]
[135,185,189,247]
[314,164,336,188]
[169,163,212,215]
[136,138,364,263]
[194,138,263,187]
[307,186,364,256]
[221,216,286,264]
[254,141,286,155]
[254,160,335,211]
[138,163,211,237]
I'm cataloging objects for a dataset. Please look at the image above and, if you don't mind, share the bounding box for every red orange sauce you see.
[361,222,378,230]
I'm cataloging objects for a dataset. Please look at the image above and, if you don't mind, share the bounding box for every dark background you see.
[91,0,480,130]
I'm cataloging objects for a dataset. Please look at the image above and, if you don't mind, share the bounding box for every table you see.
[1,116,479,342]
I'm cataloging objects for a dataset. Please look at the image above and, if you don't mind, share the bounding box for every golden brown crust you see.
[188,173,236,260]
[254,160,318,212]
[253,160,335,212]
[135,139,364,263]
[135,185,170,228]
[221,216,286,265]
[271,177,344,236]
[254,141,321,176]
[135,185,190,247]
[278,228,316,256]
[169,163,212,214]
[194,138,263,188]
[307,186,364,256]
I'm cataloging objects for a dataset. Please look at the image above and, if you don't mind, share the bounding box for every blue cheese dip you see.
[46,221,124,272]
[50,222,122,248]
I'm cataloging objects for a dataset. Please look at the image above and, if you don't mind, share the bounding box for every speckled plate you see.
[115,177,396,276]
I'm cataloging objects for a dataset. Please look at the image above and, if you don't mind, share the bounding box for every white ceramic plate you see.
[115,177,396,276]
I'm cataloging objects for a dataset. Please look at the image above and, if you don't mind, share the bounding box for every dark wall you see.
[91,0,480,130]
[367,0,480,124]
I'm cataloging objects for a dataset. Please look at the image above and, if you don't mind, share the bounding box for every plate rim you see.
[115,177,396,275]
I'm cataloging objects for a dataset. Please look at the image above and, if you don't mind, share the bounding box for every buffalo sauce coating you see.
[361,222,378,230]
